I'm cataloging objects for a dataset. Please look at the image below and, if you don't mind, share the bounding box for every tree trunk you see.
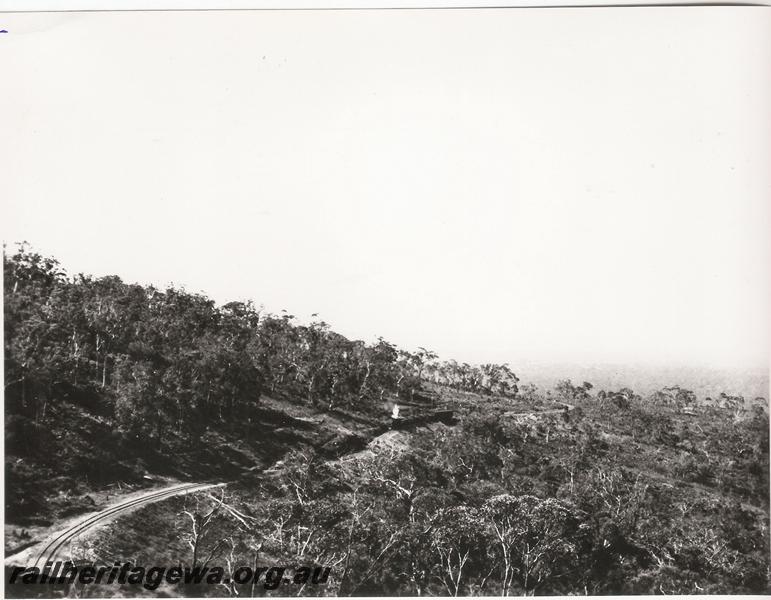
[249,549,261,597]
[155,415,164,449]
[359,362,371,401]
[396,374,405,398]
[95,333,101,380]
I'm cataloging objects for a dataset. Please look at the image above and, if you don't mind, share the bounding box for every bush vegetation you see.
[4,244,769,595]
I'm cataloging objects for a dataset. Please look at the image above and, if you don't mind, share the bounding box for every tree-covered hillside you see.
[4,244,770,596]
[3,245,516,519]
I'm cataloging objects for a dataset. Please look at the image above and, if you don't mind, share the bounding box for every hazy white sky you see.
[2,8,769,369]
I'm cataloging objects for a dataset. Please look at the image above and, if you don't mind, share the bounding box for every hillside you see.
[3,246,770,596]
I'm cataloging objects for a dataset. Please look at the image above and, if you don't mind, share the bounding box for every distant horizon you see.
[515,361,769,402]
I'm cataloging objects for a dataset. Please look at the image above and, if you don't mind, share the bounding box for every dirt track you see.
[502,402,575,418]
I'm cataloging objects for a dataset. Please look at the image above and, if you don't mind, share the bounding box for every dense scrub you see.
[4,245,770,595]
[85,395,768,596]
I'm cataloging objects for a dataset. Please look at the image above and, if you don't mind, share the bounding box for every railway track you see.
[21,481,224,569]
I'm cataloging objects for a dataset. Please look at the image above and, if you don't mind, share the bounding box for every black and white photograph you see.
[1,2,770,597]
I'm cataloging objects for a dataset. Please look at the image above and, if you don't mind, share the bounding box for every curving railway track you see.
[7,481,224,569]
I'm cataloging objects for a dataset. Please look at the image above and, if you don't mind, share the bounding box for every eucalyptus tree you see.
[483,494,590,595]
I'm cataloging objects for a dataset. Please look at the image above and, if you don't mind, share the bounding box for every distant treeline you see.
[549,379,766,415]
